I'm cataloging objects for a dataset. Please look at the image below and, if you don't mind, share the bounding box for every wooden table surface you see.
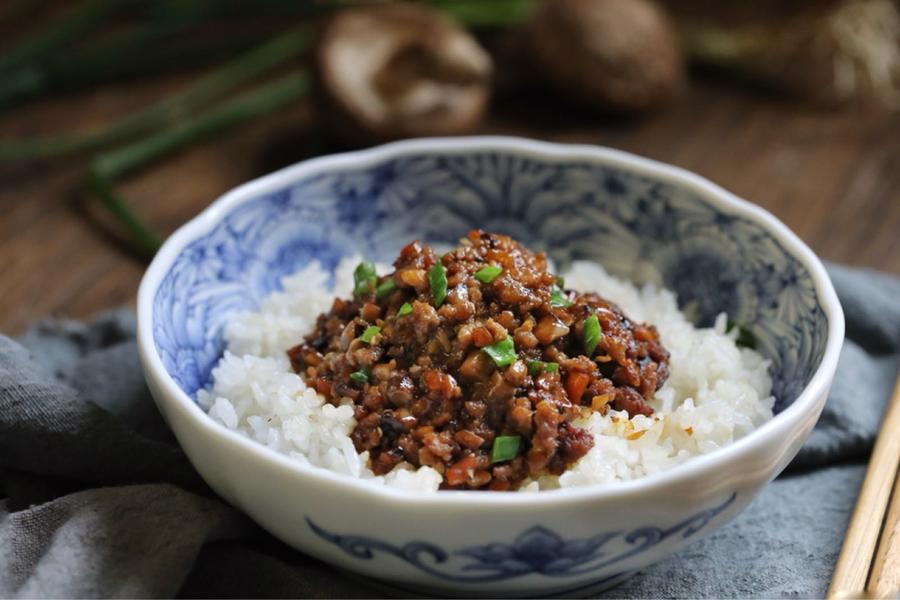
[1,75,899,335]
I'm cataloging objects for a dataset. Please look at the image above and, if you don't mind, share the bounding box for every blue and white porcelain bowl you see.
[137,137,844,597]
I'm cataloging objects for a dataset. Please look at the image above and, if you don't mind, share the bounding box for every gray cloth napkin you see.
[1,264,898,599]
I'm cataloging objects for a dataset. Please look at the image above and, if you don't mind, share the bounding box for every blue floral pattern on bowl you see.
[307,492,736,583]
[153,151,828,411]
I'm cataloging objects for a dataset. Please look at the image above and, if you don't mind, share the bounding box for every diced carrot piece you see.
[565,371,590,404]
[446,454,479,486]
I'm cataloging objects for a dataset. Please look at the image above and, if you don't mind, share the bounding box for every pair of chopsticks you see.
[829,376,900,598]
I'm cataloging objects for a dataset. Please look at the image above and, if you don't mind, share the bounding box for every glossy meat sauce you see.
[289,231,669,490]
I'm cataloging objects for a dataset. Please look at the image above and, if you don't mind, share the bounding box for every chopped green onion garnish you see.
[428,263,448,307]
[353,262,377,296]
[475,264,502,284]
[359,325,381,344]
[584,315,602,355]
[482,336,517,368]
[726,321,757,349]
[375,279,396,299]
[550,285,572,308]
[528,360,561,376]
[396,302,412,317]
[349,369,370,384]
[491,435,521,463]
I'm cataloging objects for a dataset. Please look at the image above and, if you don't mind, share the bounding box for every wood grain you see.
[1,76,899,334]
[866,378,900,597]
[868,462,900,596]
[829,377,900,598]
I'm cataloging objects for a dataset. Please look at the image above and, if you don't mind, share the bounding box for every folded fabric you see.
[1,263,898,598]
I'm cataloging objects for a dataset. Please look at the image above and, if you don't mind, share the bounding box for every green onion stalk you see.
[0,0,121,74]
[87,72,310,257]
[0,24,286,109]
[4,0,538,256]
[0,28,311,161]
[0,0,368,108]
[432,0,536,28]
[0,24,192,109]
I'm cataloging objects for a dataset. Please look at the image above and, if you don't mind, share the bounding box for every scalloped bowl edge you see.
[137,137,844,508]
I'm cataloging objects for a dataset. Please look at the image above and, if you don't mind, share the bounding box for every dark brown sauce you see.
[289,230,669,490]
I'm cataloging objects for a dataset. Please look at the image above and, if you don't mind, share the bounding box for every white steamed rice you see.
[199,258,774,492]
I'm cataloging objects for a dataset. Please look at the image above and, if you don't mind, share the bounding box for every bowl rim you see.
[137,135,845,508]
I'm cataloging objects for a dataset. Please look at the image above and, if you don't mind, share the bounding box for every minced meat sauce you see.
[288,230,669,491]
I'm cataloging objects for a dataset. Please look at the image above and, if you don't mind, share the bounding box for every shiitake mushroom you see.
[315,3,493,146]
[525,0,685,112]
[679,0,900,108]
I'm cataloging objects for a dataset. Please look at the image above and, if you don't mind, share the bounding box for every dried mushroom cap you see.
[316,4,493,145]
[683,0,900,107]
[528,0,684,111]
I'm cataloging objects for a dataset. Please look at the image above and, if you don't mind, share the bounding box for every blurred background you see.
[1,0,899,334]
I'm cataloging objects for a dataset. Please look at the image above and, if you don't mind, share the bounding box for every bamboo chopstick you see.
[828,376,900,598]
[868,464,900,596]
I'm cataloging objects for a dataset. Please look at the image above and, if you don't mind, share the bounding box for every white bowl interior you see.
[147,138,834,417]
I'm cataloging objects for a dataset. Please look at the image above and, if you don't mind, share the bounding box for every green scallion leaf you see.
[353,262,377,296]
[474,264,502,284]
[584,314,602,355]
[359,325,381,344]
[396,302,412,317]
[726,321,757,349]
[528,360,560,376]
[428,263,448,307]
[482,336,517,368]
[556,276,565,288]
[491,435,521,463]
[375,278,396,299]
[349,369,369,384]
[550,285,572,308]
